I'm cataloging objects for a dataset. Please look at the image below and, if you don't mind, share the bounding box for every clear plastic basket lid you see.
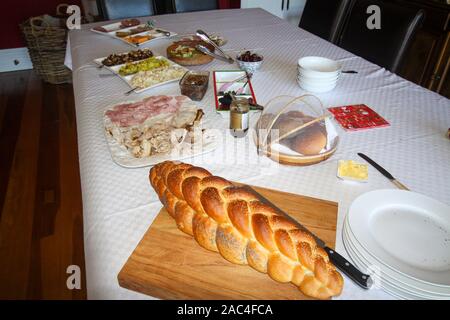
[256,95,339,157]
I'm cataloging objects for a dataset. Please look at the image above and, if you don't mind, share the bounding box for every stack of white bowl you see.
[343,189,450,300]
[297,56,342,93]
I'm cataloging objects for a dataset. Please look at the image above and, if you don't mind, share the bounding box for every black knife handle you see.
[324,246,373,289]
[357,153,394,180]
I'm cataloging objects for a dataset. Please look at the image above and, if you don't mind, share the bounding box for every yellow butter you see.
[337,160,368,182]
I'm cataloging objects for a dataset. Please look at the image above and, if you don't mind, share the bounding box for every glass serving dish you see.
[179,70,210,101]
[255,95,339,166]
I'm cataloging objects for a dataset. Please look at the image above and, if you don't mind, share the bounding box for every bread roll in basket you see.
[255,95,339,166]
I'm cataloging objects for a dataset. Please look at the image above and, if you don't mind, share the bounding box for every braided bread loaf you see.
[149,161,343,299]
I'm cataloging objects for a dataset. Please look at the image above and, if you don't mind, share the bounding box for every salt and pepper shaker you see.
[229,93,250,138]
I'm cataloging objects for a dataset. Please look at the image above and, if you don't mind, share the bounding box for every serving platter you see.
[103,97,220,168]
[104,127,218,168]
[212,70,257,114]
[91,21,176,47]
[95,55,188,94]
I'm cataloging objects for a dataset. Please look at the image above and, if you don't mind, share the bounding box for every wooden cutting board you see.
[118,184,338,300]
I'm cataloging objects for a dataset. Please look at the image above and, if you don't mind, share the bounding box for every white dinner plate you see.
[344,216,450,296]
[344,227,450,300]
[348,190,450,286]
[343,231,433,300]
[343,219,450,299]
[343,230,419,300]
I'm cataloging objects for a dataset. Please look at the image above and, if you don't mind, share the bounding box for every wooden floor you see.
[0,70,86,299]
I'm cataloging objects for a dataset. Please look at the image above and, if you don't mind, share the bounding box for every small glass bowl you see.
[179,71,210,101]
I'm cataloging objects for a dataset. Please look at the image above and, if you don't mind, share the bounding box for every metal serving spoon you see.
[196,44,234,64]
[196,29,234,63]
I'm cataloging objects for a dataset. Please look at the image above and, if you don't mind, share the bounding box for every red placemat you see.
[328,104,390,131]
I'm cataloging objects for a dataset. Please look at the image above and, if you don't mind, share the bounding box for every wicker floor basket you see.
[20,4,72,84]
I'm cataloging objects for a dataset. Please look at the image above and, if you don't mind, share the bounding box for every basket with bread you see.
[255,95,339,166]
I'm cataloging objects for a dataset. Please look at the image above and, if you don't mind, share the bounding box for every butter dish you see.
[337,160,368,182]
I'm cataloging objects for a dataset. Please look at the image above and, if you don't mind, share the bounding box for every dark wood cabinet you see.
[393,0,450,98]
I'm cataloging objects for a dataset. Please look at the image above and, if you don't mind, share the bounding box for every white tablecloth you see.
[67,8,450,300]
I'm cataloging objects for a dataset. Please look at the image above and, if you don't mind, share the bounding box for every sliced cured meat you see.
[93,26,108,32]
[104,95,205,158]
[120,19,140,28]
[105,95,190,127]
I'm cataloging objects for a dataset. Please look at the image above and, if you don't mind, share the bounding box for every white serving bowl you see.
[298,67,341,78]
[297,79,337,93]
[297,69,341,81]
[297,67,341,77]
[236,56,264,74]
[297,73,341,84]
[297,56,342,78]
[297,80,337,92]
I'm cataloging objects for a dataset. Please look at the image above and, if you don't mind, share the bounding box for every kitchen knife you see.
[242,185,373,290]
[357,153,410,190]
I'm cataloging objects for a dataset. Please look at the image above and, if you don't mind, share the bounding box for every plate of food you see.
[95,55,188,94]
[91,19,176,47]
[92,18,141,33]
[104,95,218,167]
[166,39,215,66]
[120,27,174,46]
[95,48,154,67]
[212,70,258,114]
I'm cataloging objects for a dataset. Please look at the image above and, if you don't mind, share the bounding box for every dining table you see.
[66,8,450,300]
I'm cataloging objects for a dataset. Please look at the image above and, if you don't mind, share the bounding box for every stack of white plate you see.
[297,56,342,93]
[343,189,450,300]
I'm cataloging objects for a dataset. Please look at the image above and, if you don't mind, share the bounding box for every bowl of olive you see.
[236,51,263,74]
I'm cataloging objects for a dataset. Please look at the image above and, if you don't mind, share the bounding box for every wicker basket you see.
[20,4,72,84]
